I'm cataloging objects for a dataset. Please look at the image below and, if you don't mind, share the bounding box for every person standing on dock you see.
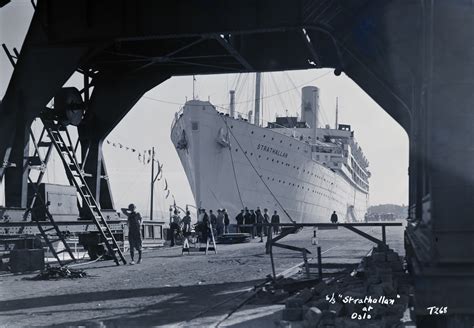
[121,204,143,264]
[216,209,224,237]
[181,211,192,236]
[256,209,264,240]
[271,210,280,234]
[223,209,230,234]
[235,209,244,233]
[170,210,181,247]
[249,210,257,238]
[209,210,217,237]
[181,211,192,250]
[201,209,210,243]
[263,208,270,236]
[244,208,251,234]
[331,211,338,223]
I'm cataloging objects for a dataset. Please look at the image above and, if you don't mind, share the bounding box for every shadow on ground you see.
[1,279,264,327]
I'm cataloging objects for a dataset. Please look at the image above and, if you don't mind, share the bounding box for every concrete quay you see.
[0,223,405,327]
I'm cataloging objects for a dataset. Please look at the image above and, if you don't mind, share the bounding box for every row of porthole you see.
[235,147,331,183]
[229,122,365,184]
[230,125,302,150]
[265,175,337,199]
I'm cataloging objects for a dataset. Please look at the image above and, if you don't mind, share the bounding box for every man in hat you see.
[170,209,181,247]
[121,204,143,264]
[223,209,230,234]
[235,209,245,233]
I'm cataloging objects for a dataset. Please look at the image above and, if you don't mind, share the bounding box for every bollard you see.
[317,246,323,279]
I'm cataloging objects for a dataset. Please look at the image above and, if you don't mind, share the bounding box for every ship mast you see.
[254,72,262,126]
[335,97,339,129]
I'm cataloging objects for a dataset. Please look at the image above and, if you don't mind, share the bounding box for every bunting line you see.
[105,139,176,202]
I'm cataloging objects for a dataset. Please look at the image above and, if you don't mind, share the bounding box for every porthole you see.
[251,131,254,134]
[272,159,274,162]
[280,140,282,143]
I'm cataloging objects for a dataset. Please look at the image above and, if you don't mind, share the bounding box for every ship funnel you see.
[301,86,319,140]
[229,90,235,118]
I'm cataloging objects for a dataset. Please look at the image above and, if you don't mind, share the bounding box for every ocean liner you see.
[170,80,370,223]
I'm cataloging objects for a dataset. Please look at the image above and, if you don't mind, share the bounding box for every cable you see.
[142,70,332,109]
[219,115,295,223]
[227,134,245,209]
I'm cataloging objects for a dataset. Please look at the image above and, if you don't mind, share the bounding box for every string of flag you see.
[105,139,158,165]
[105,139,175,200]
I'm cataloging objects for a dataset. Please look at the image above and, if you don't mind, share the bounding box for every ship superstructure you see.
[171,85,370,223]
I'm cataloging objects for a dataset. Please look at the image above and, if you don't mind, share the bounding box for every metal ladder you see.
[42,119,127,265]
[25,125,77,266]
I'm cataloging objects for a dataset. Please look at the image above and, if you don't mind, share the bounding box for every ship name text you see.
[257,143,288,158]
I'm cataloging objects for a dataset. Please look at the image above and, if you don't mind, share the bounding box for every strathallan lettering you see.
[257,143,288,158]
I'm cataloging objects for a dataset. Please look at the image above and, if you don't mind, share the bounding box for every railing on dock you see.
[260,222,403,280]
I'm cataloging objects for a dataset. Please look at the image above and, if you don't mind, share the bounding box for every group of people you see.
[169,208,232,246]
[169,209,193,246]
[235,207,281,237]
[120,203,340,264]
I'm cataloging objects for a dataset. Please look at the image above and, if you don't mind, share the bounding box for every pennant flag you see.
[156,162,162,175]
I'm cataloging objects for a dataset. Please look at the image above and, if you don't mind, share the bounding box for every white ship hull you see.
[171,102,369,223]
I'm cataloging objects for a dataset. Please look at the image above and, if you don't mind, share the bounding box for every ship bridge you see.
[0,1,473,325]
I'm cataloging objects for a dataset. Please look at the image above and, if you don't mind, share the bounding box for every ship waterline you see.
[171,98,369,223]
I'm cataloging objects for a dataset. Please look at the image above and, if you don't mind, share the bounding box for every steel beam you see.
[0,9,92,185]
[78,69,170,209]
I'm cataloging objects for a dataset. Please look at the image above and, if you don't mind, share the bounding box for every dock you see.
[0,223,405,327]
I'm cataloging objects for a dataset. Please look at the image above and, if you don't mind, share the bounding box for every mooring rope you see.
[220,115,295,223]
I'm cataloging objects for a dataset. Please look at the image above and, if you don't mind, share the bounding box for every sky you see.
[0,2,409,218]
